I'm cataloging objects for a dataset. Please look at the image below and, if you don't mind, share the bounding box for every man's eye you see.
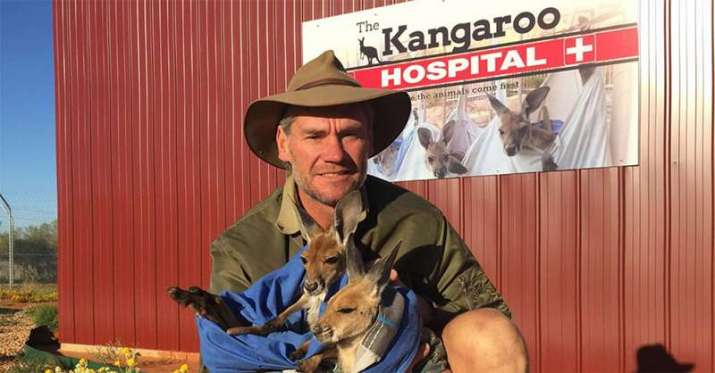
[324,256,339,264]
[300,256,308,264]
[337,307,356,314]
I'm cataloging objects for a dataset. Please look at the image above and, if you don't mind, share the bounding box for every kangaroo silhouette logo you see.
[358,37,381,66]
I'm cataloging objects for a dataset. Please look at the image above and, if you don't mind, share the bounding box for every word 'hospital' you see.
[381,47,546,86]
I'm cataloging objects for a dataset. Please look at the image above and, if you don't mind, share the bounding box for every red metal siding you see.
[54,0,714,371]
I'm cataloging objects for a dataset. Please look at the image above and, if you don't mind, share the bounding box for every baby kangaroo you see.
[487,86,559,171]
[229,189,364,337]
[167,190,362,333]
[418,120,470,178]
[312,241,401,373]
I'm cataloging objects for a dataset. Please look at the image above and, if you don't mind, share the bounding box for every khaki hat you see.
[244,50,411,168]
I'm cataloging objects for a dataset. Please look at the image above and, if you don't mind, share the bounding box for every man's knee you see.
[442,308,528,373]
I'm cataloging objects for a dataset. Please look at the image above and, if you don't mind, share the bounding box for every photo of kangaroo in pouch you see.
[417,120,470,178]
[487,86,559,171]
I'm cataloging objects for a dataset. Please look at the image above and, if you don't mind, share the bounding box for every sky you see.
[0,0,56,229]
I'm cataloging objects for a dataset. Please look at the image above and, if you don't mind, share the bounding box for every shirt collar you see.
[275,173,369,236]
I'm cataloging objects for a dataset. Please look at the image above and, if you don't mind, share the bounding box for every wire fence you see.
[0,253,56,284]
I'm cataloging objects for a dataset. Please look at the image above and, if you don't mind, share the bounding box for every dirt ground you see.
[0,303,35,372]
[0,301,199,373]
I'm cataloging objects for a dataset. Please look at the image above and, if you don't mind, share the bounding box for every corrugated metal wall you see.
[53,0,714,371]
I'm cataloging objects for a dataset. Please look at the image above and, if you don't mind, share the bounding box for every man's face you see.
[276,104,373,206]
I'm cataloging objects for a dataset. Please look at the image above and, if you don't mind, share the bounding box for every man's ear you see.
[276,125,290,163]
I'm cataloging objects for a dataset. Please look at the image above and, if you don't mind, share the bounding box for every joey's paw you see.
[226,326,255,336]
[297,356,322,373]
[289,348,307,361]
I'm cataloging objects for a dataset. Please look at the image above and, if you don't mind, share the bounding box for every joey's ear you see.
[345,240,366,281]
[447,156,469,175]
[333,190,365,246]
[523,86,550,117]
[418,128,434,149]
[441,120,456,144]
[366,241,401,294]
[540,106,551,125]
[297,205,322,243]
[487,94,510,115]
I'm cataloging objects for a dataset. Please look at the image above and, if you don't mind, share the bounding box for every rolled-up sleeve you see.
[432,215,511,318]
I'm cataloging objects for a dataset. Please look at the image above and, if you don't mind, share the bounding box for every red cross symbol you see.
[564,35,595,65]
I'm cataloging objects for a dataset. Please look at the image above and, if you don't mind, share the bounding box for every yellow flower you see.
[55,366,63,373]
[126,358,136,367]
[45,369,53,373]
[121,347,131,355]
[113,359,121,367]
[179,363,189,372]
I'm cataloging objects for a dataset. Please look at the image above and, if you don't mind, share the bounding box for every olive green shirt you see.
[209,174,510,325]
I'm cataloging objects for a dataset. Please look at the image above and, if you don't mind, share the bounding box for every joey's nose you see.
[304,282,318,293]
[311,324,333,339]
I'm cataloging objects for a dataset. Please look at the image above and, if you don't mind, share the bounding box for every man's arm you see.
[432,214,511,319]
[390,212,510,333]
[208,236,252,294]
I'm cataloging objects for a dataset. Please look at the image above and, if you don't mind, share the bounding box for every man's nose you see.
[322,134,346,162]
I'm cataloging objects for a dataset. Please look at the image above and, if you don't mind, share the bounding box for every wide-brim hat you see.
[244,50,411,168]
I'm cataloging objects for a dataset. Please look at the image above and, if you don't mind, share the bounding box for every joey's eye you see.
[427,156,435,162]
[300,256,308,264]
[324,256,339,264]
[498,129,505,135]
[337,307,356,314]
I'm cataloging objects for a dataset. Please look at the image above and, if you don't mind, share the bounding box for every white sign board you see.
[303,0,640,181]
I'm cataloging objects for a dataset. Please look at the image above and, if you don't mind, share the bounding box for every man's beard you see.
[292,165,367,206]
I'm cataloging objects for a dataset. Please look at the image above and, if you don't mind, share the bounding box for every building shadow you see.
[637,344,694,373]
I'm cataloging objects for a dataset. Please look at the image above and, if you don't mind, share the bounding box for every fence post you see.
[0,193,13,287]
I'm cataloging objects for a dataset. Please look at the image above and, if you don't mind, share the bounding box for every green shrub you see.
[28,304,58,330]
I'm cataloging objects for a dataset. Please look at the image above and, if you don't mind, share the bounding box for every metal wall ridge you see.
[53,0,713,371]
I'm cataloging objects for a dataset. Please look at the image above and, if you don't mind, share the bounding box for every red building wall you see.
[53,0,714,371]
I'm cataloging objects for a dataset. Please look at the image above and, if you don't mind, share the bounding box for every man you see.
[209,50,528,372]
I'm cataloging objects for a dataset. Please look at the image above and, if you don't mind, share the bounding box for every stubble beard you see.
[291,162,368,207]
